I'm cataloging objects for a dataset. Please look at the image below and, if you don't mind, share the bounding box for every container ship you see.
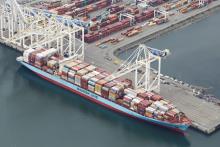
[17,48,191,133]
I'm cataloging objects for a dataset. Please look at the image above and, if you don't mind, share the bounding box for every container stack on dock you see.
[30,0,215,44]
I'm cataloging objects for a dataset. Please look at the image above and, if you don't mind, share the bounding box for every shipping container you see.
[95,79,108,95]
[124,88,137,97]
[131,97,143,111]
[101,81,116,98]
[137,100,152,115]
[122,95,134,108]
[64,61,79,69]
[23,49,35,62]
[61,66,69,80]
[67,70,75,83]
[47,59,59,70]
[75,74,82,86]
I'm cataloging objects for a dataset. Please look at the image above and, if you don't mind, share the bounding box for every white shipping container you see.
[92,71,100,75]
[150,103,157,109]
[127,93,136,99]
[90,77,99,83]
[131,98,142,107]
[158,105,169,112]
[158,110,165,115]
[88,84,94,92]
[68,71,75,77]
[135,88,146,94]
[75,76,81,86]
[65,61,78,68]
[67,77,75,83]
[145,107,156,113]
[86,65,96,71]
[41,48,57,57]
[124,88,137,97]
[153,110,159,116]
[23,49,35,62]
[154,101,163,107]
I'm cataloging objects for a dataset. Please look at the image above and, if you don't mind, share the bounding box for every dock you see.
[1,0,220,134]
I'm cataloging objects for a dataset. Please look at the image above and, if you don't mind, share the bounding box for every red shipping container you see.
[151,94,163,101]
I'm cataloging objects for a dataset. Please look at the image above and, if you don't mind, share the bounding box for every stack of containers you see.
[109,4,125,14]
[137,100,152,115]
[137,91,154,100]
[145,106,156,118]
[154,101,169,112]
[151,94,163,101]
[23,49,35,63]
[47,59,59,70]
[85,65,96,71]
[75,68,90,86]
[88,72,104,92]
[44,57,59,74]
[84,32,100,43]
[81,71,97,89]
[109,83,124,101]
[70,62,89,86]
[126,7,139,15]
[130,97,143,111]
[62,61,80,80]
[101,81,116,99]
[35,48,58,68]
[73,0,100,8]
[135,9,154,23]
[165,108,180,120]
[120,79,133,89]
[67,69,75,83]
[122,94,134,108]
[28,49,45,65]
[72,0,112,16]
[149,0,164,6]
[95,79,108,95]
[85,18,131,43]
[61,66,69,80]
[124,88,137,97]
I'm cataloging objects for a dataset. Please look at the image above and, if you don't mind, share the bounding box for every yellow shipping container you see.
[95,84,102,95]
[109,91,116,100]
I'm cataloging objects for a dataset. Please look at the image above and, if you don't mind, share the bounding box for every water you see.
[0,11,220,147]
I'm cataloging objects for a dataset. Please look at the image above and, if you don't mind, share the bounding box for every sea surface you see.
[0,11,220,147]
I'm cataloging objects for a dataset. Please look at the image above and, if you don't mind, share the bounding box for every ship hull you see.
[19,61,189,133]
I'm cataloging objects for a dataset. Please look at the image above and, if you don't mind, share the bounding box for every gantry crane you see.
[0,0,85,61]
[106,44,170,93]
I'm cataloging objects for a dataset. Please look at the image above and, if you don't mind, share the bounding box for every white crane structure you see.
[106,44,170,93]
[154,9,169,19]
[120,13,135,26]
[198,0,205,7]
[0,0,85,61]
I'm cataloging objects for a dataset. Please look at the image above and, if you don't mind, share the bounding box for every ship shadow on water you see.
[17,66,190,147]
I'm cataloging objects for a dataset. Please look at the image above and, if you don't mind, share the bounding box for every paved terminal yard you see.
[2,0,220,134]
